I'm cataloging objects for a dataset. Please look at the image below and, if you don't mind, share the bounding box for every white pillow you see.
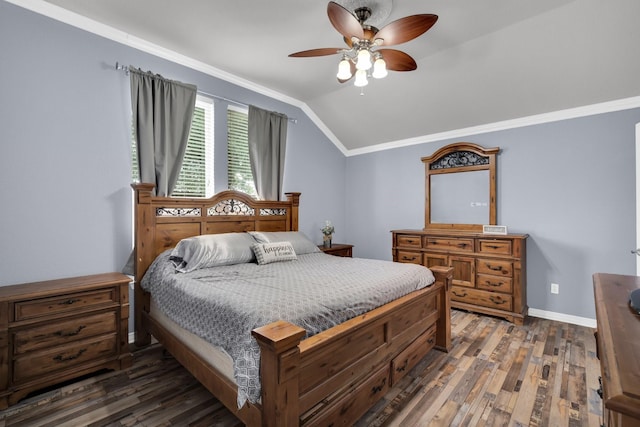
[252,242,297,265]
[248,231,320,255]
[170,232,257,273]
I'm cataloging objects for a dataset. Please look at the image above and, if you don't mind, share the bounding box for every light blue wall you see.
[346,109,640,319]
[0,1,346,286]
[2,1,639,322]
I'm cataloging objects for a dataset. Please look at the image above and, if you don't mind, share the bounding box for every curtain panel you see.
[248,105,288,201]
[129,67,197,196]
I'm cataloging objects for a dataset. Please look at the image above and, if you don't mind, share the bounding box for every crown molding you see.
[346,96,640,157]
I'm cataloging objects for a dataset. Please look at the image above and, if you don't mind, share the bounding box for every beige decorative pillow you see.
[248,231,320,255]
[252,242,297,265]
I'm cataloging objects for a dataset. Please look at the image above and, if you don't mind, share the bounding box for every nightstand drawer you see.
[476,259,513,277]
[12,334,118,383]
[396,251,422,264]
[14,289,118,321]
[425,237,473,252]
[318,243,353,257]
[13,311,117,355]
[396,235,422,248]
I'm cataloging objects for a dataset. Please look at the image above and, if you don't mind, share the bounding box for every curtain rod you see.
[115,62,297,123]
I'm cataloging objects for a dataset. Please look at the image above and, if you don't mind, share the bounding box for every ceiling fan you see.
[288,1,438,87]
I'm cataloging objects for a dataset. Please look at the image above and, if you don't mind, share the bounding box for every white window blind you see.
[227,106,257,197]
[131,95,214,197]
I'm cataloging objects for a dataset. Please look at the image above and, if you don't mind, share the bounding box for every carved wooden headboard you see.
[131,183,300,285]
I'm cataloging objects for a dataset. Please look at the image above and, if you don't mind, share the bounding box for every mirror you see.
[422,142,499,231]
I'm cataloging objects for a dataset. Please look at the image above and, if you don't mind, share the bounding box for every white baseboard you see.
[528,308,596,328]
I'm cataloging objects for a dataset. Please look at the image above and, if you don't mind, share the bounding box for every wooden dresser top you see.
[593,273,640,419]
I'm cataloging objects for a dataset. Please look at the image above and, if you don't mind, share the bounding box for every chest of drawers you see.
[393,230,528,325]
[593,273,640,426]
[0,273,132,409]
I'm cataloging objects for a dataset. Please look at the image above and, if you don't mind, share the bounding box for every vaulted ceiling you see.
[32,0,640,152]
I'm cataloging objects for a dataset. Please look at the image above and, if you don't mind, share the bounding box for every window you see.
[227,106,257,197]
[131,95,214,197]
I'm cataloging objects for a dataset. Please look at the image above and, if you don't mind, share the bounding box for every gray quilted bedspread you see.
[141,251,435,408]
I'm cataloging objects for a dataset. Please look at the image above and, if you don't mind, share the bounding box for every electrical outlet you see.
[551,283,559,294]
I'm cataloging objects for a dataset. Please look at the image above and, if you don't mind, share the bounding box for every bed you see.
[131,183,453,427]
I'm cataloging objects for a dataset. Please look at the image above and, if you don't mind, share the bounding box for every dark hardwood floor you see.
[0,310,603,426]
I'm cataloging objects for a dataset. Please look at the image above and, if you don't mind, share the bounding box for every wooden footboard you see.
[252,266,452,427]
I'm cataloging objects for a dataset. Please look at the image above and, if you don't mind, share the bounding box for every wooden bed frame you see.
[132,183,452,427]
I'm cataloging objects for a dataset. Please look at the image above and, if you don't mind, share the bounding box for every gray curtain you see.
[129,66,197,196]
[248,105,288,200]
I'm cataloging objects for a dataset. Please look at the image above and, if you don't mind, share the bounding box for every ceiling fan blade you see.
[328,1,364,41]
[289,48,343,57]
[375,14,438,46]
[378,49,417,71]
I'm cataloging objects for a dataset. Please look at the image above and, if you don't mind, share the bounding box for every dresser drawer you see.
[396,250,422,264]
[476,259,513,277]
[425,237,474,252]
[391,324,436,386]
[12,334,118,383]
[13,311,117,355]
[477,274,513,294]
[14,289,118,322]
[396,235,422,248]
[478,239,512,256]
[451,286,513,311]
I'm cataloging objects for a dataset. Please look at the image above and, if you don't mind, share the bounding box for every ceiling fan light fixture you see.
[337,58,352,79]
[354,69,368,87]
[372,57,387,79]
[356,48,372,70]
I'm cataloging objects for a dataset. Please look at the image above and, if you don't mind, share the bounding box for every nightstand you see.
[319,243,353,257]
[0,272,132,409]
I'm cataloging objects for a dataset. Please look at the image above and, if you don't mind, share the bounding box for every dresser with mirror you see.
[392,142,528,324]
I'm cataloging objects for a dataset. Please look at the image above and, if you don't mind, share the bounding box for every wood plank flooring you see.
[0,310,603,426]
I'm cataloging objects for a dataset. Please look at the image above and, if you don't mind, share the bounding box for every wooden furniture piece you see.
[132,183,453,427]
[0,272,132,409]
[422,142,499,231]
[318,243,353,257]
[393,229,527,325]
[593,273,640,426]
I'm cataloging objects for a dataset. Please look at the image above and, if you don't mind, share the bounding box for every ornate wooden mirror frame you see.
[422,142,500,231]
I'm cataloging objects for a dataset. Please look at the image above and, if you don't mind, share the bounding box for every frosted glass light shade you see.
[336,59,352,80]
[354,69,368,87]
[372,58,388,79]
[356,49,372,70]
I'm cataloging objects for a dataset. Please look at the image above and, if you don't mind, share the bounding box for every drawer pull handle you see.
[396,360,409,373]
[59,298,80,305]
[485,264,503,272]
[452,290,468,298]
[55,325,86,337]
[402,255,417,261]
[53,348,87,362]
[371,378,387,394]
[486,245,501,249]
[457,243,468,248]
[427,337,435,344]
[485,281,503,287]
[406,239,415,244]
[428,240,438,244]
[489,296,507,305]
